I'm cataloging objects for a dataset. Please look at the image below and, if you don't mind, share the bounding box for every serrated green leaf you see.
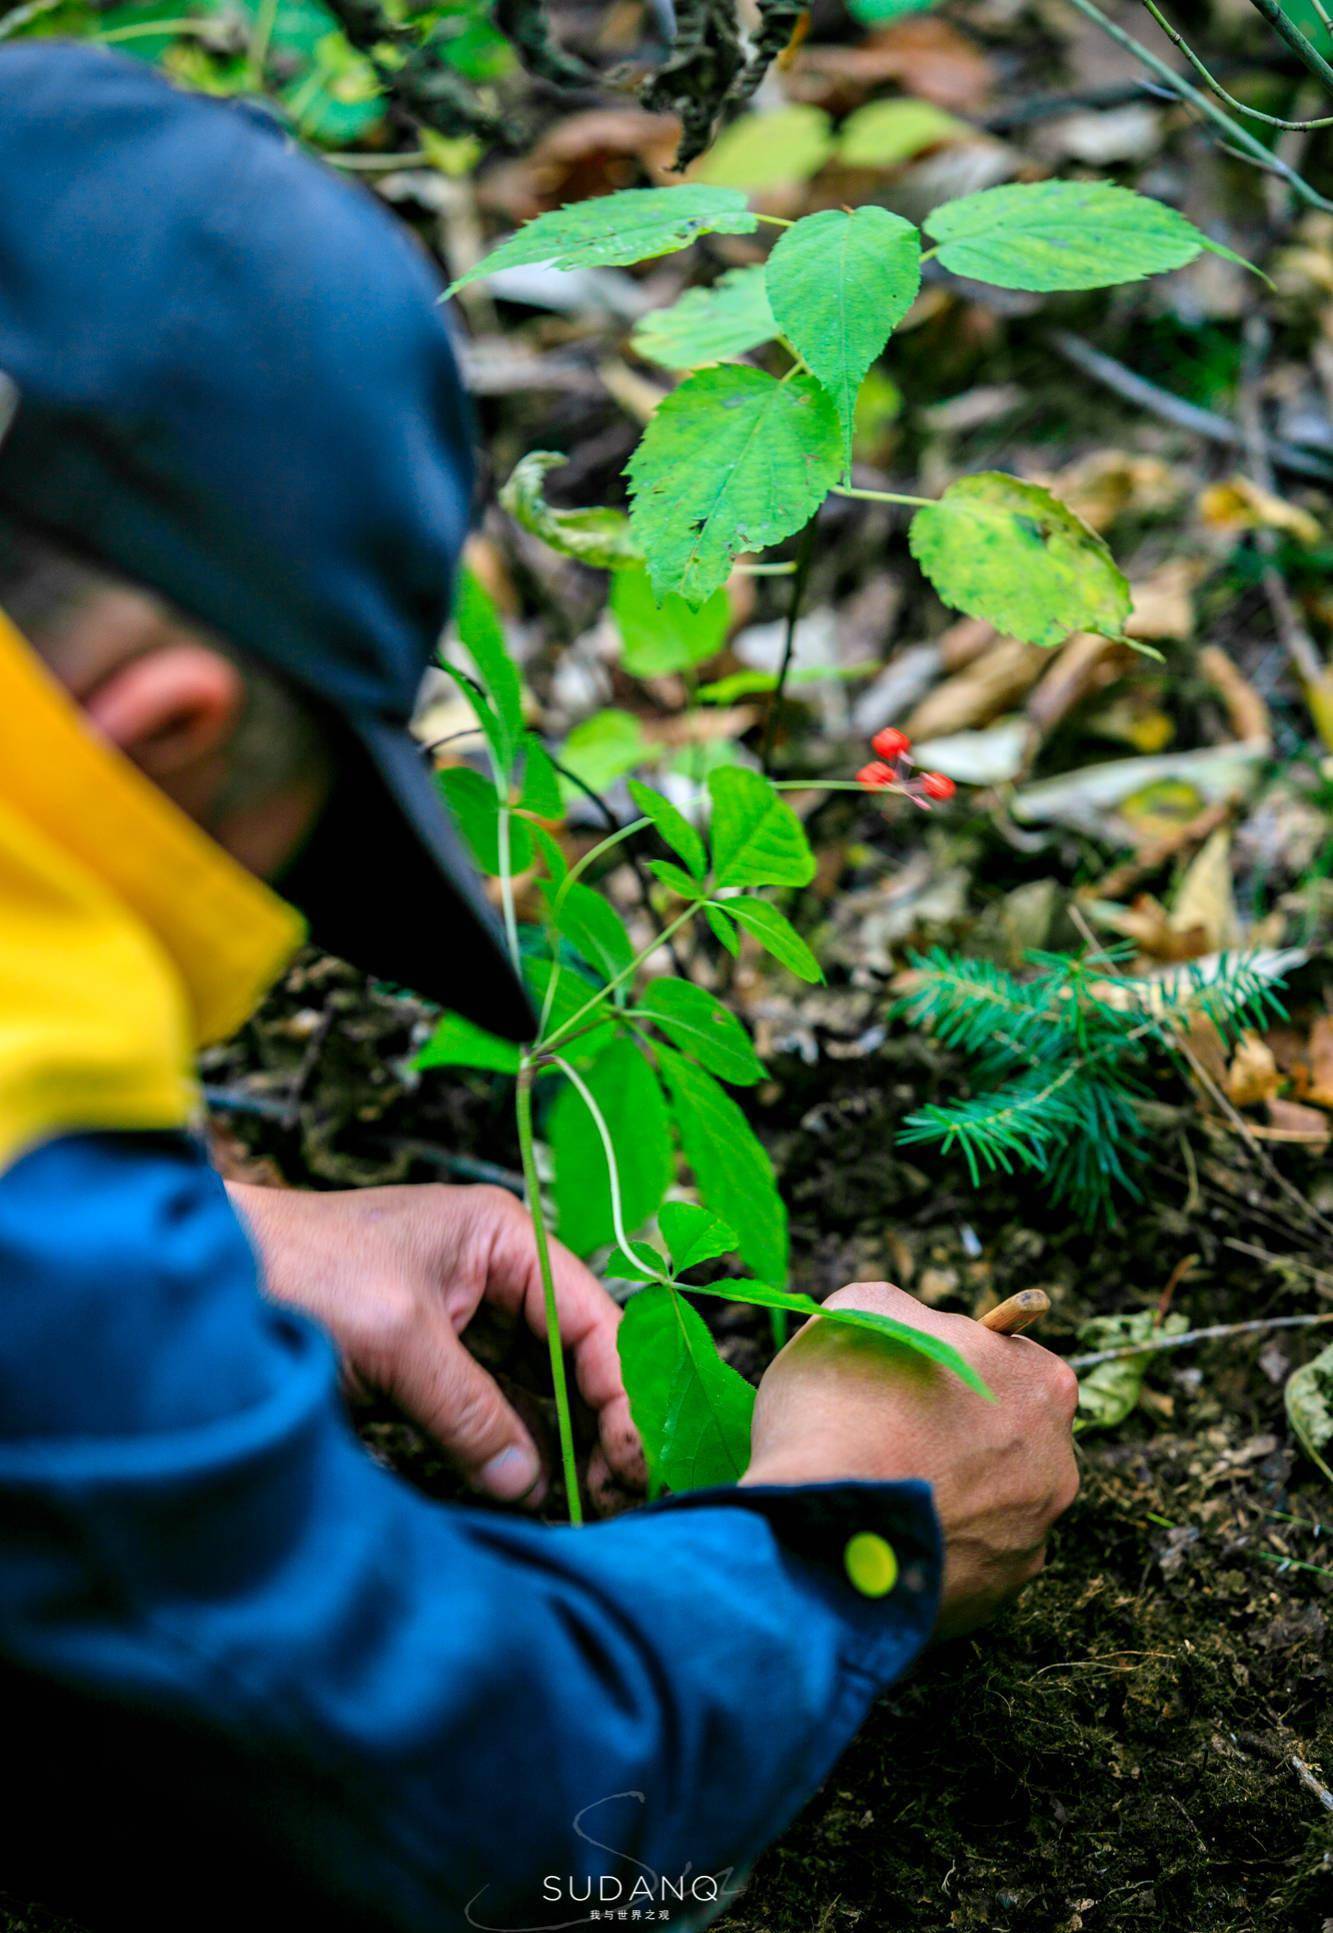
[925,180,1211,292]
[449,186,758,292]
[628,778,708,879]
[695,104,835,190]
[611,567,730,678]
[636,980,765,1085]
[453,568,523,770]
[627,366,841,606]
[837,97,970,170]
[658,1202,739,1274]
[631,266,777,371]
[721,896,823,983]
[437,767,533,876]
[766,206,921,468]
[909,472,1132,647]
[708,766,816,889]
[618,1285,754,1491]
[542,879,635,986]
[414,1011,522,1074]
[551,1038,673,1256]
[659,1047,787,1287]
[559,709,650,796]
[649,859,707,900]
[705,903,741,955]
[681,1279,990,1396]
[500,452,641,570]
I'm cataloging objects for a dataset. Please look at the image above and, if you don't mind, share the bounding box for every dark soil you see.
[6,950,1331,1933]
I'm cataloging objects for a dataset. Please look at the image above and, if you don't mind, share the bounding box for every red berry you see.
[921,771,956,800]
[871,726,911,761]
[856,761,896,789]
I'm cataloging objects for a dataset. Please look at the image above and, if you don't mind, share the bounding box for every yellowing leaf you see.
[909,472,1132,647]
[501,452,640,570]
[694,105,834,190]
[837,97,970,170]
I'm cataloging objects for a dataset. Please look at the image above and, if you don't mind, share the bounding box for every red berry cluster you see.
[855,728,955,807]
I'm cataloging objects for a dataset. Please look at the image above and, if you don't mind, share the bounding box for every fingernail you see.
[478,1444,544,1502]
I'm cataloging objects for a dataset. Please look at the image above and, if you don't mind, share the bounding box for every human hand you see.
[742,1282,1080,1636]
[228,1181,644,1508]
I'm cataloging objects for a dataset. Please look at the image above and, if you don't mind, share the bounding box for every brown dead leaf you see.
[1226,1032,1280,1108]
[1047,449,1183,534]
[1027,631,1132,741]
[1199,475,1324,549]
[1308,1014,1333,1108]
[1262,1097,1331,1147]
[1105,894,1212,963]
[1199,644,1271,746]
[793,20,994,114]
[1081,801,1230,902]
[1172,826,1239,951]
[904,636,1047,738]
[1126,558,1205,642]
[481,110,682,219]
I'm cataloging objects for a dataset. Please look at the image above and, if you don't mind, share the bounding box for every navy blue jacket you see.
[0,1131,941,1929]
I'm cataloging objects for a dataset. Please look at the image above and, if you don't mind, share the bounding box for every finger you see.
[391,1322,547,1507]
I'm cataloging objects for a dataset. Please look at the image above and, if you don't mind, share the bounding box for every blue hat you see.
[0,42,534,1040]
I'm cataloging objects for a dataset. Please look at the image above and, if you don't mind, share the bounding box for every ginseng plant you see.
[415,573,984,1522]
[423,173,1256,1520]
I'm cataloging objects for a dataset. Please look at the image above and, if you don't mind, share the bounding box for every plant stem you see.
[753,212,795,228]
[497,804,521,973]
[515,1063,583,1525]
[540,905,700,1053]
[549,1057,654,1276]
[831,484,934,508]
[1244,0,1333,92]
[1139,0,1333,127]
[760,518,816,775]
[248,0,280,83]
[1063,0,1333,211]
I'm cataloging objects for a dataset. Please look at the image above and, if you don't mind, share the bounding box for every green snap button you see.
[843,1532,899,1599]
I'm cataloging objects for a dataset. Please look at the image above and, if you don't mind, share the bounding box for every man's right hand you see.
[742,1282,1080,1638]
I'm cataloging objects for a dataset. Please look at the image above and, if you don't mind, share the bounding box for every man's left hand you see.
[228,1181,644,1508]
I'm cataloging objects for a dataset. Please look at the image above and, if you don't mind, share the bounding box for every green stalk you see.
[539,904,700,1053]
[515,1062,583,1525]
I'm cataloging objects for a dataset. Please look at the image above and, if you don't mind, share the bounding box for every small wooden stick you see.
[979,1289,1051,1335]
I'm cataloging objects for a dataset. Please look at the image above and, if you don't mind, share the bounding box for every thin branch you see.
[1047,330,1333,482]
[760,518,816,775]
[1062,0,1333,212]
[1069,1308,1333,1369]
[1244,0,1333,94]
[1140,0,1333,127]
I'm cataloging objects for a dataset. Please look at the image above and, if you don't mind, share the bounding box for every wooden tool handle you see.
[979,1289,1050,1335]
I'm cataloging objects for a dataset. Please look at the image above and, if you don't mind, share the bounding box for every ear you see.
[83,643,244,795]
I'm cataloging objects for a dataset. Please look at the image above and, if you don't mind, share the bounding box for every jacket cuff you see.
[644,1478,943,1690]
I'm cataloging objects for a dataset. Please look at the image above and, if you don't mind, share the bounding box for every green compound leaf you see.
[541,879,635,986]
[765,206,921,468]
[659,1202,739,1274]
[448,186,758,292]
[631,266,777,371]
[705,904,741,955]
[611,567,730,678]
[414,1012,522,1075]
[453,567,523,771]
[627,366,842,607]
[551,1038,673,1257]
[437,767,532,876]
[908,472,1132,648]
[649,858,708,901]
[659,1047,788,1287]
[618,1285,754,1492]
[721,896,824,983]
[501,452,640,570]
[708,766,816,889]
[680,1279,990,1396]
[559,709,650,796]
[627,778,707,880]
[635,980,765,1086]
[924,179,1218,292]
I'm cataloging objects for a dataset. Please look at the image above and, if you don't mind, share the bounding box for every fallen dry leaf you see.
[1172,826,1239,952]
[1199,474,1324,549]
[1308,1013,1333,1108]
[1199,643,1271,747]
[1262,1097,1331,1147]
[904,636,1047,738]
[1046,449,1183,533]
[1226,1032,1280,1108]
